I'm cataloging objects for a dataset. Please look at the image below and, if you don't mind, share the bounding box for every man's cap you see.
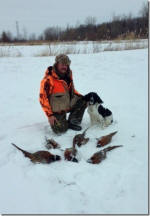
[55,54,71,66]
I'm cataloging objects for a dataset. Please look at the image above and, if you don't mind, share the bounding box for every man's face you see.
[57,63,68,74]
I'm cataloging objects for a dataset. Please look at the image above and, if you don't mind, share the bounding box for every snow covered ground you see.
[0,46,148,214]
[0,39,148,57]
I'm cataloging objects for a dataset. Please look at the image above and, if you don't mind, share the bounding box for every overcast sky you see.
[0,0,147,38]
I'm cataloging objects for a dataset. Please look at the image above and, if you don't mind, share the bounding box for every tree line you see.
[0,2,148,43]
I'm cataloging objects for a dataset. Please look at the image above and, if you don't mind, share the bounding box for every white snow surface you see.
[0,47,148,214]
[0,39,148,57]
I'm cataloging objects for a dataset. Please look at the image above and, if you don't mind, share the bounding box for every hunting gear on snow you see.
[39,54,87,134]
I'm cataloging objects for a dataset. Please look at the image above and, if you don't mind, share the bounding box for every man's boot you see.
[68,119,82,131]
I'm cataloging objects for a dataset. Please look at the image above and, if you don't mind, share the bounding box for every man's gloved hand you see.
[48,115,58,126]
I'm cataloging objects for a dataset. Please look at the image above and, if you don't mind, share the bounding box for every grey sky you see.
[0,0,147,38]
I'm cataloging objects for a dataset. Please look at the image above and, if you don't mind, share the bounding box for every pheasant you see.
[87,145,122,164]
[96,131,118,147]
[12,143,61,164]
[73,128,89,147]
[64,136,78,162]
[45,137,60,149]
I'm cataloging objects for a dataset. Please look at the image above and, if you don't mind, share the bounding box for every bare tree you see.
[29,33,36,41]
[139,2,148,19]
[112,12,121,22]
[23,27,27,40]
[1,31,12,42]
[16,21,20,40]
[44,26,62,41]
[85,16,97,26]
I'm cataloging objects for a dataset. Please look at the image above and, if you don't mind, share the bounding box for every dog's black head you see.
[84,92,103,105]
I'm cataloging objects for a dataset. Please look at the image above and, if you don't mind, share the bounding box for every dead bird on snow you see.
[96,131,118,147]
[73,128,89,147]
[45,137,60,149]
[64,148,78,163]
[11,143,61,164]
[65,128,90,162]
[64,137,78,162]
[87,145,122,164]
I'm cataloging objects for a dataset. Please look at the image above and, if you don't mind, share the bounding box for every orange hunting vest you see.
[42,66,81,114]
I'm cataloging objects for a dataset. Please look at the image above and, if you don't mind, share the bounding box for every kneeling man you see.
[39,54,87,134]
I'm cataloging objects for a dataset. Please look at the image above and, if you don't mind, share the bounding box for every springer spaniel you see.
[83,92,113,128]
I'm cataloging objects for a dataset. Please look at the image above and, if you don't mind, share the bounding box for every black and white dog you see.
[83,92,113,128]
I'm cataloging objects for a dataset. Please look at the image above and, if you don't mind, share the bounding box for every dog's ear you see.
[98,97,103,104]
[83,94,88,101]
[105,108,112,115]
[96,94,103,104]
[83,93,91,101]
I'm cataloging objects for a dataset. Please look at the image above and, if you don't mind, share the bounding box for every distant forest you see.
[0,2,148,43]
